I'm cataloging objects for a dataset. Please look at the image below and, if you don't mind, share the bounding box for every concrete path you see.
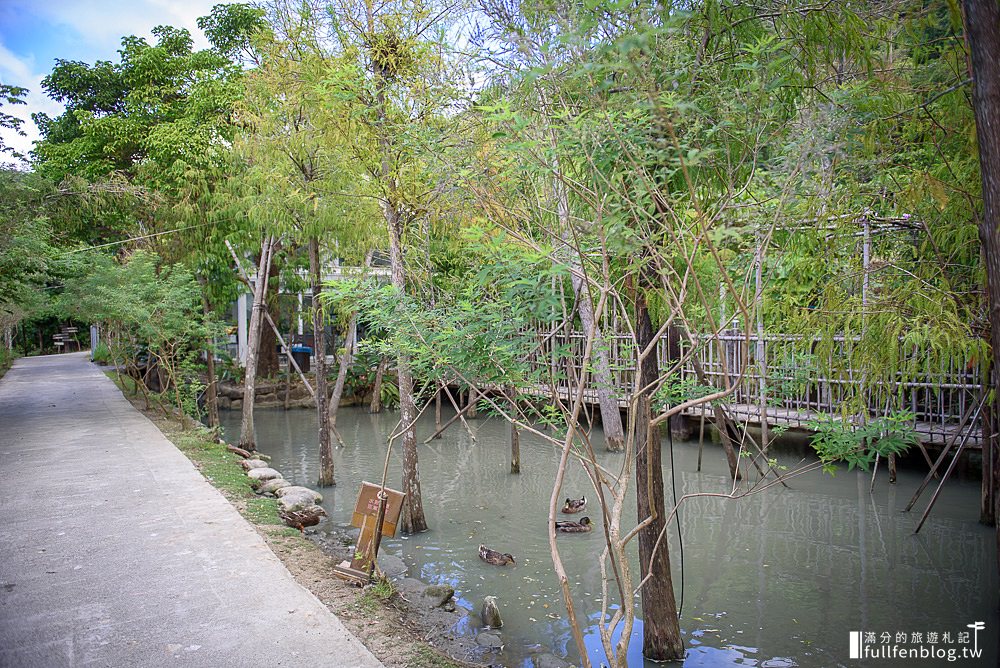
[0,353,383,668]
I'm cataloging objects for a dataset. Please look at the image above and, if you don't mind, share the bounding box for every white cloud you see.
[9,0,223,51]
[0,43,58,162]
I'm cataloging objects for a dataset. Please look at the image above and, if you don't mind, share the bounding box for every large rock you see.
[532,653,572,668]
[475,632,503,650]
[257,478,291,495]
[246,467,282,482]
[378,554,407,577]
[277,486,324,512]
[289,385,311,400]
[394,578,426,598]
[218,382,243,399]
[241,459,270,471]
[481,596,502,629]
[274,485,322,503]
[421,584,455,610]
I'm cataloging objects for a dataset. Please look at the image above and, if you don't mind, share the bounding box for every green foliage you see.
[808,411,919,474]
[92,342,111,365]
[62,250,219,422]
[324,235,570,398]
[0,346,15,379]
[197,3,269,62]
[653,374,718,410]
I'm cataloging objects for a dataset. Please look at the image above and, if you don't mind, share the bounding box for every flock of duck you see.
[479,495,591,567]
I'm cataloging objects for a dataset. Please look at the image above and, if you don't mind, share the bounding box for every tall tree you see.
[314,0,467,533]
[963,0,1000,560]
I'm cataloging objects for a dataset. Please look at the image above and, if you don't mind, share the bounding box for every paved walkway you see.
[0,353,383,668]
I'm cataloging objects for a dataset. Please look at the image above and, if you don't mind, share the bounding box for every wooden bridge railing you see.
[518,325,984,447]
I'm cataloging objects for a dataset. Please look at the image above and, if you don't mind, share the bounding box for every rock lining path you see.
[0,352,383,667]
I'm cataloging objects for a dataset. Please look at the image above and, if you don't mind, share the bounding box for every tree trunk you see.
[387,202,427,533]
[197,276,219,431]
[573,276,626,451]
[258,254,280,378]
[634,291,684,661]
[964,0,1000,585]
[284,320,294,410]
[983,392,995,524]
[239,236,274,453]
[310,237,334,487]
[540,77,626,452]
[370,357,385,413]
[328,313,357,426]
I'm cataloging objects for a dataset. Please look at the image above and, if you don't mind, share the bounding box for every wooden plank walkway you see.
[498,383,981,448]
[479,326,985,449]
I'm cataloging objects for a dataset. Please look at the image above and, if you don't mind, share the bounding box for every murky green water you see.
[220,406,997,667]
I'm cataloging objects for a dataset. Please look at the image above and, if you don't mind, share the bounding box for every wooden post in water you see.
[508,386,521,474]
[433,384,442,439]
[697,413,706,472]
[467,387,478,418]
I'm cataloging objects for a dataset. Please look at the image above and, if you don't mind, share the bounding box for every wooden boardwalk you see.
[501,383,982,448]
[503,328,985,449]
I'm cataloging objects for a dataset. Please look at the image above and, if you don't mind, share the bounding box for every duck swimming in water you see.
[555,516,593,533]
[479,544,516,566]
[561,495,586,514]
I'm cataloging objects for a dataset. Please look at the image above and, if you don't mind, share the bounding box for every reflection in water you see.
[220,407,997,667]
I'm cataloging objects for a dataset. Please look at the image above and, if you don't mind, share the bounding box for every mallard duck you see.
[279,504,327,531]
[555,516,593,533]
[561,495,586,514]
[479,544,516,566]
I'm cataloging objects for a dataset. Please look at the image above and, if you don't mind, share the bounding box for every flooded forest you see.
[3,0,1000,666]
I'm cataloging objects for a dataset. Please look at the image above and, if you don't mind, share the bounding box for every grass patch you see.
[369,575,395,602]
[408,645,465,668]
[0,349,17,381]
[175,431,252,498]
[245,496,282,525]
[355,592,380,615]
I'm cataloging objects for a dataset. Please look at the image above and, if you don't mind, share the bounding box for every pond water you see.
[220,406,997,667]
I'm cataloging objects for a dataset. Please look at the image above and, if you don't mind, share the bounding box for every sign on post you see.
[333,482,405,583]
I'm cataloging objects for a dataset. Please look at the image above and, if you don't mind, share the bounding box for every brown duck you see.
[561,495,586,514]
[555,516,593,533]
[479,544,516,566]
[279,505,327,532]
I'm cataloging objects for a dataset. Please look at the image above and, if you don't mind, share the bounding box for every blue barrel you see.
[290,345,312,373]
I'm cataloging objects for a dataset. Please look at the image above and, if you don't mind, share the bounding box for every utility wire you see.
[59,221,217,255]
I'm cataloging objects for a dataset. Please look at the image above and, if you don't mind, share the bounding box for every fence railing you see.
[519,326,984,447]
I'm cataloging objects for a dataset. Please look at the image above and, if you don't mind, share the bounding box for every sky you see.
[0,0,231,164]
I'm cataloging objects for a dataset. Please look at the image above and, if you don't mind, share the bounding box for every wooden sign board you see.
[333,482,406,583]
[351,481,405,537]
